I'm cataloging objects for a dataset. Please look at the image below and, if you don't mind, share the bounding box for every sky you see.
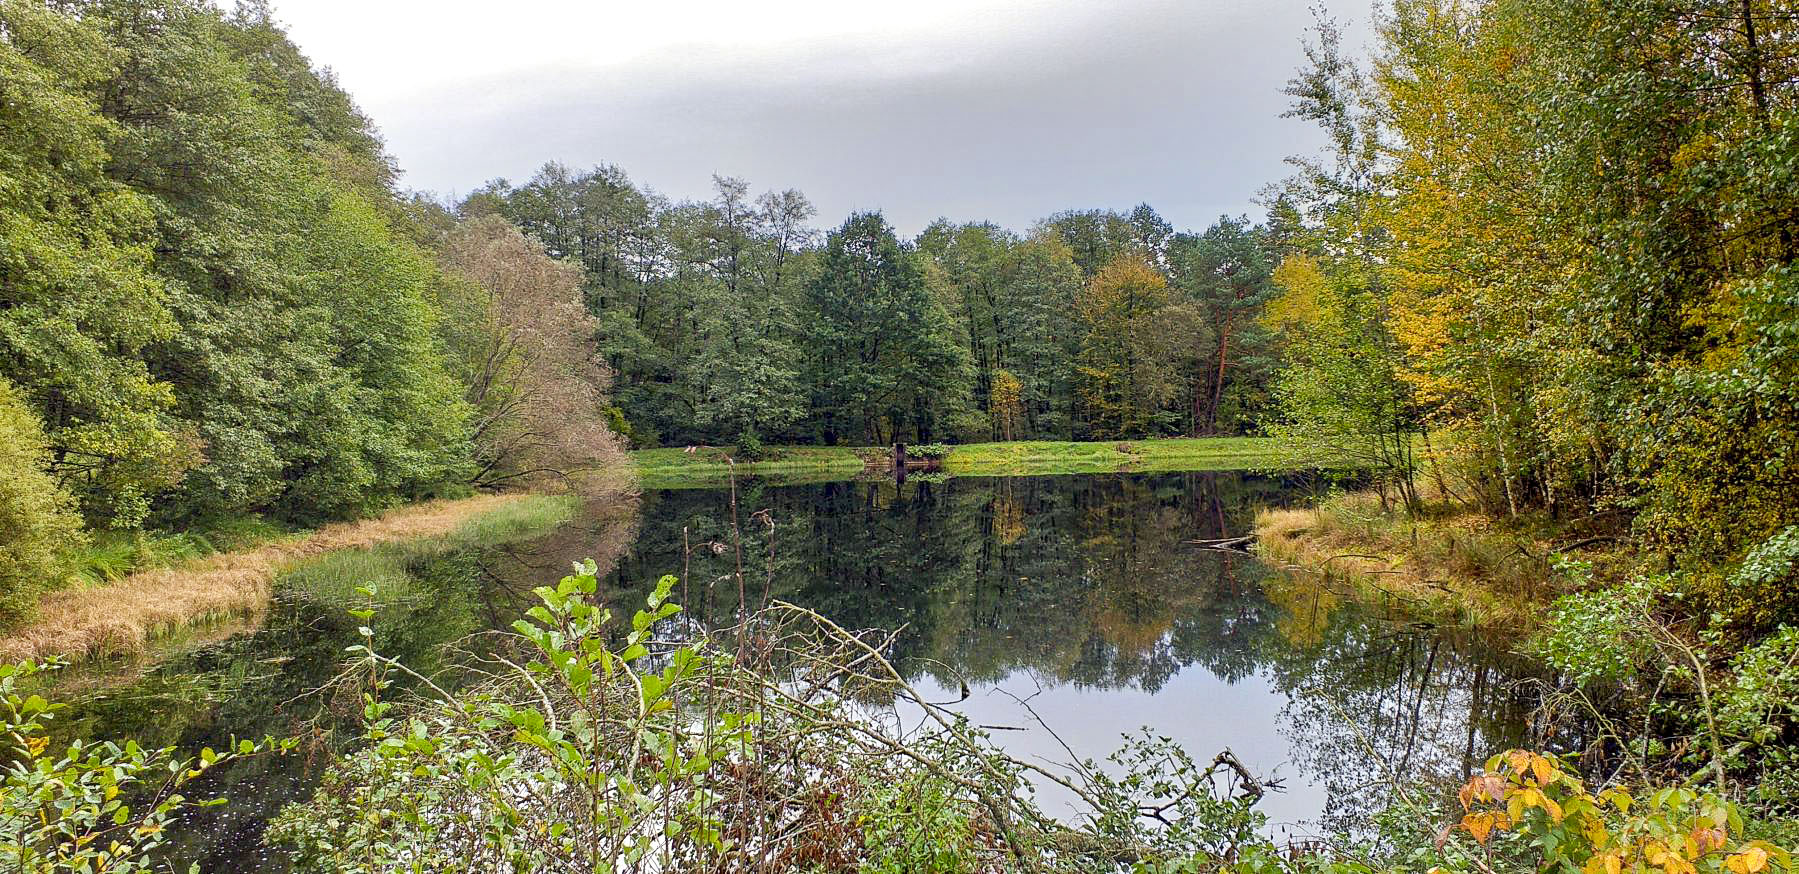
[268,0,1372,236]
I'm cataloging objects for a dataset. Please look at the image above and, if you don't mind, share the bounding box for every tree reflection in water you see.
[609,473,1555,835]
[46,474,1561,869]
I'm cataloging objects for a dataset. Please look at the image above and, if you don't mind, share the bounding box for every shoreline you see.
[1250,490,1629,628]
[631,436,1294,488]
[0,493,572,664]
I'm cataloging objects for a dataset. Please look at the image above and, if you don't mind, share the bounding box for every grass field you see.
[631,437,1293,489]
[631,446,875,489]
[940,437,1287,476]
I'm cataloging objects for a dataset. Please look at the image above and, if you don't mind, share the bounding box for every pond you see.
[43,472,1550,871]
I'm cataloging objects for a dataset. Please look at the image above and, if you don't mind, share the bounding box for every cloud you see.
[275,0,1371,234]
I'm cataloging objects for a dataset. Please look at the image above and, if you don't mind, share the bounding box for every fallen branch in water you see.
[1188,534,1257,551]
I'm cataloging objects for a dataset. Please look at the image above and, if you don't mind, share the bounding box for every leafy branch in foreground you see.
[271,562,1275,873]
[1444,751,1789,874]
[0,661,295,873]
[269,560,1799,874]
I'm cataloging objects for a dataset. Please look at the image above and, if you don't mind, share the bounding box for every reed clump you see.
[0,494,541,663]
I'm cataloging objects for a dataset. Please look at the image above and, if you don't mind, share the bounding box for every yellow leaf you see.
[1531,754,1553,786]
[1462,812,1506,844]
[1586,853,1624,874]
[1600,788,1634,814]
[1541,793,1564,823]
[24,736,46,758]
[1727,847,1770,874]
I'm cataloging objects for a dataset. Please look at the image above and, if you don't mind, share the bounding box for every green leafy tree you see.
[0,0,193,526]
[66,0,472,523]
[1074,256,1198,438]
[0,380,86,622]
[801,213,972,444]
[1170,216,1278,435]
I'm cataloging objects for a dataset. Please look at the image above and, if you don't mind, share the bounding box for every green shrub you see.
[853,771,989,874]
[0,660,291,872]
[909,442,952,459]
[272,563,1281,872]
[0,379,86,623]
[734,430,767,460]
[1527,570,1661,688]
[1699,527,1799,633]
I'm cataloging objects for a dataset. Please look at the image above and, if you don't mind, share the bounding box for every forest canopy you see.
[0,0,624,620]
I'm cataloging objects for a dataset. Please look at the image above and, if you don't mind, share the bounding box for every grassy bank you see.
[1252,490,1630,626]
[0,494,575,663]
[632,437,1292,488]
[939,437,1286,476]
[631,445,873,489]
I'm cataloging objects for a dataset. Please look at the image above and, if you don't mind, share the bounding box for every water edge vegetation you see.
[0,494,574,664]
[629,437,1296,488]
[3,0,1799,869]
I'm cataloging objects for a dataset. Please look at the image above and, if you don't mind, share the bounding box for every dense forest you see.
[1,0,1297,618]
[0,0,621,619]
[465,164,1285,449]
[1266,0,1799,607]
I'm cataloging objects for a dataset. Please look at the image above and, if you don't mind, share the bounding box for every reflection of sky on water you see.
[621,473,1542,837]
[908,668,1315,828]
[49,472,1549,868]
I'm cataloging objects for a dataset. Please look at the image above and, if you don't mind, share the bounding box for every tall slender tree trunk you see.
[1209,314,1233,435]
[1739,0,1795,261]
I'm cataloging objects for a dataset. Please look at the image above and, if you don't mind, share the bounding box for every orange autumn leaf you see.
[1692,827,1729,855]
[1460,774,1507,809]
[1461,811,1510,845]
[1531,754,1554,787]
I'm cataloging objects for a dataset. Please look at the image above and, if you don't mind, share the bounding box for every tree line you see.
[0,0,622,620]
[2,0,1295,625]
[467,170,1287,449]
[1265,0,1798,626]
[11,0,1793,640]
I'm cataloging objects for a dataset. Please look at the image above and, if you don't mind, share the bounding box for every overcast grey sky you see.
[270,0,1371,235]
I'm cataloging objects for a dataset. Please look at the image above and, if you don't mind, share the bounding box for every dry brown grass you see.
[1253,491,1559,626]
[0,494,530,663]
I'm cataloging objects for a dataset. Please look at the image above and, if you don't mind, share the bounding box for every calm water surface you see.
[46,472,1546,871]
